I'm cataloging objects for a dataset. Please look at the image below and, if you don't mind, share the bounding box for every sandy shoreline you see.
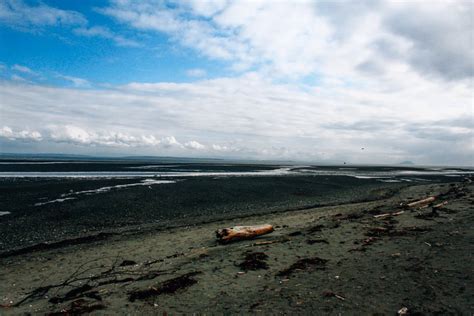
[1,180,473,314]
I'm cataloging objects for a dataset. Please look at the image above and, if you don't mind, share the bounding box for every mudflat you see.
[1,180,473,314]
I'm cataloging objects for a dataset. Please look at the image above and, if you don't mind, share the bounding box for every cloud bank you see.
[1,72,471,164]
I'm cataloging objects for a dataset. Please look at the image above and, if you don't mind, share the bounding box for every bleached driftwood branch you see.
[216,224,274,243]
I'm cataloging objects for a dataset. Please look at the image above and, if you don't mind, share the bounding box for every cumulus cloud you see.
[48,125,170,148]
[160,136,179,148]
[0,125,210,153]
[211,144,230,152]
[0,126,42,141]
[184,140,205,150]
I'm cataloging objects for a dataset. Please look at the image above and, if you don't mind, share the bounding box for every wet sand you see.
[0,175,406,252]
[1,180,473,314]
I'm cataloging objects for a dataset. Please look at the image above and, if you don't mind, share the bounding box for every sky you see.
[0,0,472,165]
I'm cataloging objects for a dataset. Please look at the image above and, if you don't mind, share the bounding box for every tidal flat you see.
[0,174,407,253]
[0,161,473,314]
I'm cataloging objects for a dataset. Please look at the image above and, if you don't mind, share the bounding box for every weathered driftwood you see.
[433,201,448,209]
[373,210,404,219]
[406,196,436,208]
[216,224,274,243]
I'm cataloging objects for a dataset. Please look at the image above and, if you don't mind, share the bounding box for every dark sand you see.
[0,175,405,252]
[1,180,473,314]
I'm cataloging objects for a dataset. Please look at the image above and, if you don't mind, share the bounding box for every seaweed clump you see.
[48,299,105,315]
[128,272,201,302]
[277,257,328,276]
[238,252,269,271]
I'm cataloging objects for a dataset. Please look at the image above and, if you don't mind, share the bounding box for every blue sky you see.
[0,0,472,165]
[0,0,227,85]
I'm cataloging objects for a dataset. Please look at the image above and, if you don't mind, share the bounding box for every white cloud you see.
[1,1,472,165]
[0,126,42,141]
[0,1,137,48]
[186,68,206,77]
[0,0,87,29]
[50,125,93,145]
[182,0,228,17]
[1,74,472,164]
[12,64,36,75]
[56,75,91,88]
[161,136,180,148]
[48,125,160,148]
[211,144,228,152]
[101,0,473,83]
[10,74,29,82]
[0,125,209,152]
[184,140,205,150]
[73,26,140,47]
[100,0,244,62]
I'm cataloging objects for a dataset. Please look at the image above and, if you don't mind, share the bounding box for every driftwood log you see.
[373,211,404,219]
[216,224,274,243]
[433,201,448,209]
[406,197,436,208]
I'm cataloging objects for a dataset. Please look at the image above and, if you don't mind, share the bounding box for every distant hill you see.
[0,153,224,163]
[0,152,291,165]
[0,153,92,160]
[399,160,415,165]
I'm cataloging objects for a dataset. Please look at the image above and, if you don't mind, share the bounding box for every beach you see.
[2,1,471,313]
[1,178,473,314]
